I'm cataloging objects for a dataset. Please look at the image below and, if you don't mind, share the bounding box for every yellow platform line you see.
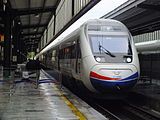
[54,86,87,120]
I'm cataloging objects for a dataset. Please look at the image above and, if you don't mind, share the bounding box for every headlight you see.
[95,56,105,62]
[95,57,101,62]
[126,57,132,63]
[123,55,132,63]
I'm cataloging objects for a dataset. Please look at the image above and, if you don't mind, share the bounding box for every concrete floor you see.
[0,69,107,120]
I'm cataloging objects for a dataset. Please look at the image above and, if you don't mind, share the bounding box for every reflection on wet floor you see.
[0,69,107,120]
[0,82,78,120]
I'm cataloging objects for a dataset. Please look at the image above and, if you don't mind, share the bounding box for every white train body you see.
[39,19,140,94]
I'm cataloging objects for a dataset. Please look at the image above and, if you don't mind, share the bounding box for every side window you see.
[48,51,52,60]
[59,49,64,59]
[77,39,81,58]
[59,42,76,59]
[71,43,76,59]
[51,50,56,62]
[59,40,77,59]
[44,54,47,65]
[75,38,81,73]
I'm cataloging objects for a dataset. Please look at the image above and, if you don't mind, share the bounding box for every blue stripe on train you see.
[90,72,138,89]
[121,72,139,81]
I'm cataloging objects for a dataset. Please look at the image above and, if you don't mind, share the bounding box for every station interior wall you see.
[139,53,160,81]
[133,30,160,81]
[133,30,160,43]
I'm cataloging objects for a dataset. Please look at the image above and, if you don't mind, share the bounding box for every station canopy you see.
[5,0,60,50]
[102,0,160,35]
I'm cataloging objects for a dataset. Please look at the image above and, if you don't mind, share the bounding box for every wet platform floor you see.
[0,70,107,120]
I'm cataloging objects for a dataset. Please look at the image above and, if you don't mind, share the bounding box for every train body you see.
[37,19,140,97]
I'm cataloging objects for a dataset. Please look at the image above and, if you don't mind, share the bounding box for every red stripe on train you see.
[90,71,120,81]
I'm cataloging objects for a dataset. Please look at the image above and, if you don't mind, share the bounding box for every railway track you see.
[94,104,122,120]
[65,80,160,120]
[88,100,160,120]
[122,102,160,120]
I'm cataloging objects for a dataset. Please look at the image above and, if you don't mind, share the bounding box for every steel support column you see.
[3,12,12,76]
[17,37,22,63]
[17,36,26,63]
[12,19,20,64]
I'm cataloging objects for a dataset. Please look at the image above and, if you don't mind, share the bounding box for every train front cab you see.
[86,21,139,93]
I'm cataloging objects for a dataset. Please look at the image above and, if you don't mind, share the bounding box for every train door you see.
[57,46,60,71]
[75,39,82,79]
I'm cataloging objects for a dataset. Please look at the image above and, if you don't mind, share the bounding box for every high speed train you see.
[37,19,140,98]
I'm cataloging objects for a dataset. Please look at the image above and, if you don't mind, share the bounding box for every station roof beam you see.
[22,37,41,40]
[8,0,59,52]
[21,32,43,37]
[20,23,47,29]
[14,6,56,16]
[138,3,160,11]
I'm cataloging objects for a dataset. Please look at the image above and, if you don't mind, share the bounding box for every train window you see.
[71,44,76,59]
[59,40,79,59]
[77,40,81,58]
[59,49,64,59]
[74,39,81,58]
[90,35,132,54]
[60,44,77,59]
[51,50,56,62]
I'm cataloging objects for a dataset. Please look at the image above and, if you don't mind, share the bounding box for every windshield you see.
[90,35,131,54]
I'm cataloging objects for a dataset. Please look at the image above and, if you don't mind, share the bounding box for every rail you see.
[95,104,122,120]
[123,102,160,120]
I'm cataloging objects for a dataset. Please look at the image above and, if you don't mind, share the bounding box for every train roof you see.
[84,19,125,26]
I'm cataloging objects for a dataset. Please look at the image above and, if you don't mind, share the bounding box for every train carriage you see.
[37,19,140,98]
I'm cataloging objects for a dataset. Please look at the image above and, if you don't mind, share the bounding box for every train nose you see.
[90,65,138,92]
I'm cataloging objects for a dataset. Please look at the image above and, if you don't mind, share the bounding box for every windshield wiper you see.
[98,44,116,57]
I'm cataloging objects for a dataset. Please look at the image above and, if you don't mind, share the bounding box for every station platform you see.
[128,80,160,113]
[0,69,107,120]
